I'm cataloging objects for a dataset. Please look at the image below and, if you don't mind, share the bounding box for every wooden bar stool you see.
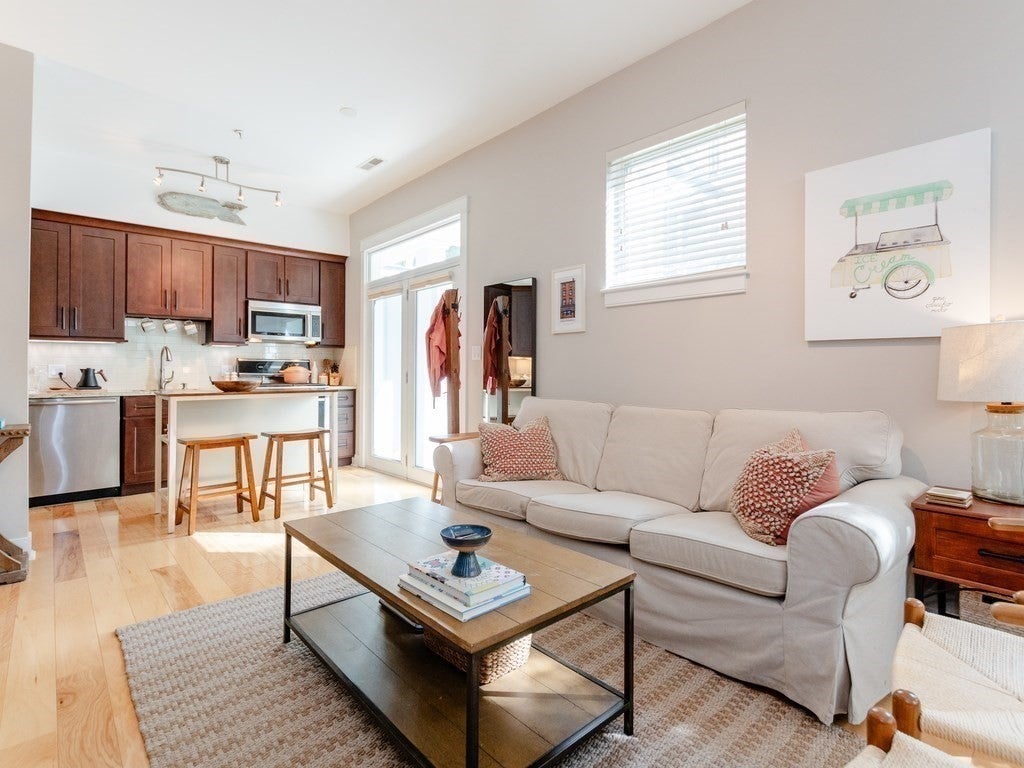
[259,428,334,518]
[176,433,260,535]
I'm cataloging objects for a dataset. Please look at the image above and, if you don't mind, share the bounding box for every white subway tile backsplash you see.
[28,319,341,392]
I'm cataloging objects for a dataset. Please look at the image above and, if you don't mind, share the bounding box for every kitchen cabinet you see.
[30,220,126,340]
[122,396,167,495]
[336,389,356,466]
[210,246,247,344]
[319,261,346,346]
[126,233,213,319]
[246,251,320,304]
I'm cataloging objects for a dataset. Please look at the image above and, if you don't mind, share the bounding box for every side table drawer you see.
[916,510,1024,592]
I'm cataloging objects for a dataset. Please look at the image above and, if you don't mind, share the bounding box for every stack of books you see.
[398,551,530,621]
[925,486,973,509]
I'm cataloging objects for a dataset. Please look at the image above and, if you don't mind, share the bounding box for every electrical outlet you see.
[470,346,481,361]
[48,364,66,377]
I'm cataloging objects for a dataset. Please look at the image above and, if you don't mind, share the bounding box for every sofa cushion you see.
[513,397,614,488]
[456,479,595,520]
[699,409,902,512]
[630,511,789,597]
[526,491,688,544]
[595,405,713,509]
[478,417,564,482]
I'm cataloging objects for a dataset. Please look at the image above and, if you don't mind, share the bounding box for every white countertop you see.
[29,385,356,400]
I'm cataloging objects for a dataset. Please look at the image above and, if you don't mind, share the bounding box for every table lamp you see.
[937,321,1024,504]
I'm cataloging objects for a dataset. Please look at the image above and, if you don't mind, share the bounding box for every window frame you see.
[603,102,748,308]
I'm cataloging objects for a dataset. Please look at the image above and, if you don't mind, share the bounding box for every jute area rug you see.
[117,573,860,768]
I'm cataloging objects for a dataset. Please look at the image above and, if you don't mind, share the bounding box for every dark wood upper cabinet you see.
[31,221,126,340]
[170,240,213,319]
[285,257,320,304]
[29,220,71,337]
[247,251,320,304]
[319,261,345,347]
[210,246,247,344]
[67,225,126,340]
[126,233,171,316]
[126,234,212,320]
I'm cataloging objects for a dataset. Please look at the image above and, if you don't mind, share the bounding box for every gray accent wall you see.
[0,42,33,545]
[349,0,1024,488]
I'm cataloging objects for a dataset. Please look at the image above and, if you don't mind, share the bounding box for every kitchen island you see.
[155,387,344,533]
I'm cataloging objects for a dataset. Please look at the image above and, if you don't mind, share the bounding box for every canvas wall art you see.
[804,128,991,341]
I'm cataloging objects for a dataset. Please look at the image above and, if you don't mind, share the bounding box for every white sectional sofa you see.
[432,396,925,724]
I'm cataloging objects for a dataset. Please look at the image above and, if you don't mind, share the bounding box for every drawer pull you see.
[978,548,1024,565]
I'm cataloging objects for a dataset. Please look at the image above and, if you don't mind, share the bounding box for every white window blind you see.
[605,103,746,294]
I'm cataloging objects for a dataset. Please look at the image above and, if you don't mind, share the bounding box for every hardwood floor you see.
[0,467,428,767]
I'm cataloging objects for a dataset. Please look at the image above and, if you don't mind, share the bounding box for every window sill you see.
[602,268,749,308]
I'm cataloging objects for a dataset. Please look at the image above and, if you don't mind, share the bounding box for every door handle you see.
[174,290,178,311]
[237,317,242,336]
[978,548,1024,565]
[59,306,65,330]
[72,306,79,330]
[164,289,169,309]
[278,278,282,295]
[286,279,290,296]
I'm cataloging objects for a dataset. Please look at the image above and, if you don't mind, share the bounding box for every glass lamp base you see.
[971,405,1024,505]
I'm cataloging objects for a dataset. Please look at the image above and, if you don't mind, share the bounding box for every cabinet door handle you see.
[174,290,178,311]
[237,317,242,336]
[164,289,169,309]
[278,278,282,295]
[286,279,290,296]
[978,548,1024,565]
[72,307,79,330]
[59,306,65,330]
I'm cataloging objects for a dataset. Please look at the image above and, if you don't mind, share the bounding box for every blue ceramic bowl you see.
[440,524,492,577]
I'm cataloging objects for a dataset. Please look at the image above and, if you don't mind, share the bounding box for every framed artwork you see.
[551,264,586,334]
[804,128,991,341]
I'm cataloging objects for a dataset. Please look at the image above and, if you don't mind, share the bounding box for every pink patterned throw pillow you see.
[730,429,838,545]
[478,417,565,482]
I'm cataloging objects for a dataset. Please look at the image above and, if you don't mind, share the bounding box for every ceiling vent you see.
[358,156,385,171]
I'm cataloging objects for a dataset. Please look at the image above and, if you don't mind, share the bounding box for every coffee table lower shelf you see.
[287,592,626,768]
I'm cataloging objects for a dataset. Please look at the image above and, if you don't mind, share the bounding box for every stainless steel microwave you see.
[247,300,322,344]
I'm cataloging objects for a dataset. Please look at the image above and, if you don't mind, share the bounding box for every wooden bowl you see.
[209,379,259,393]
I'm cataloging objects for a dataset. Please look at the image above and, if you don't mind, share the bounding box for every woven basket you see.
[424,630,532,684]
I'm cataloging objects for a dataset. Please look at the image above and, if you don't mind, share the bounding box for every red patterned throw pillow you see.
[730,429,838,545]
[478,417,564,482]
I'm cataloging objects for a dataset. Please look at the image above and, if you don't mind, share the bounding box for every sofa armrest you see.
[787,476,923,588]
[432,438,483,507]
[784,475,925,722]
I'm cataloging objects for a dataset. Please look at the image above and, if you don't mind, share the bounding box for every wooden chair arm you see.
[892,689,922,739]
[904,598,926,628]
[866,706,897,753]
[428,432,479,444]
[992,602,1024,627]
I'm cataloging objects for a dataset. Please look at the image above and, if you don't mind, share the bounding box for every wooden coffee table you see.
[283,497,636,768]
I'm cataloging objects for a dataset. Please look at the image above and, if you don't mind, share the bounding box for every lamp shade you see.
[937,321,1024,403]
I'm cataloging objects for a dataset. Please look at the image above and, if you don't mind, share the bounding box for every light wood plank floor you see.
[1,467,1004,767]
[0,466,428,768]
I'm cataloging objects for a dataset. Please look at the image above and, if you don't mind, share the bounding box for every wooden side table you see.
[911,491,1024,610]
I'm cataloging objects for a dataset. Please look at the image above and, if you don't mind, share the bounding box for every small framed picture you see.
[551,264,586,334]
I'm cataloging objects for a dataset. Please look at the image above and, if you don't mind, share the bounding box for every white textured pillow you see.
[478,417,565,482]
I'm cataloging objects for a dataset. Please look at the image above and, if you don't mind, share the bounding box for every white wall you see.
[349,0,1024,488]
[0,43,33,546]
[31,149,349,255]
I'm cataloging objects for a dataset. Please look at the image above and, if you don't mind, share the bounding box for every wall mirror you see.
[482,277,536,423]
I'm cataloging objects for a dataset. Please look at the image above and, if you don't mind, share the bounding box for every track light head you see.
[153,169,164,186]
[237,187,244,203]
[274,192,282,207]
[198,177,206,193]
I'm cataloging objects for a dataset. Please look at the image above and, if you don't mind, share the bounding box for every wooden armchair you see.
[887,516,1024,765]
[845,699,965,766]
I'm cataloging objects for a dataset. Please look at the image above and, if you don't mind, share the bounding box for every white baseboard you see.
[8,533,34,559]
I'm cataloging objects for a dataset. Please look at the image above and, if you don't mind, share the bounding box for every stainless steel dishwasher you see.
[29,396,121,503]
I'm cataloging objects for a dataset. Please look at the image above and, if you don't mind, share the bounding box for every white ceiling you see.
[1,0,751,217]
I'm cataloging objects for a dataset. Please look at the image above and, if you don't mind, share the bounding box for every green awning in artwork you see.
[839,180,954,218]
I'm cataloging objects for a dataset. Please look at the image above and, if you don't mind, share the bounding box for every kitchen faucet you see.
[159,346,174,389]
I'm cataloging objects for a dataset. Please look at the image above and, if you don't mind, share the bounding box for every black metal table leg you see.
[284,532,292,643]
[466,652,480,768]
[624,583,634,735]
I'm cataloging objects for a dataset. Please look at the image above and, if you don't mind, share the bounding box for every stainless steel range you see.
[236,358,327,388]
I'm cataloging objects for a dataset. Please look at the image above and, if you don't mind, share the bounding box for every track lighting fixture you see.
[151,156,281,206]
